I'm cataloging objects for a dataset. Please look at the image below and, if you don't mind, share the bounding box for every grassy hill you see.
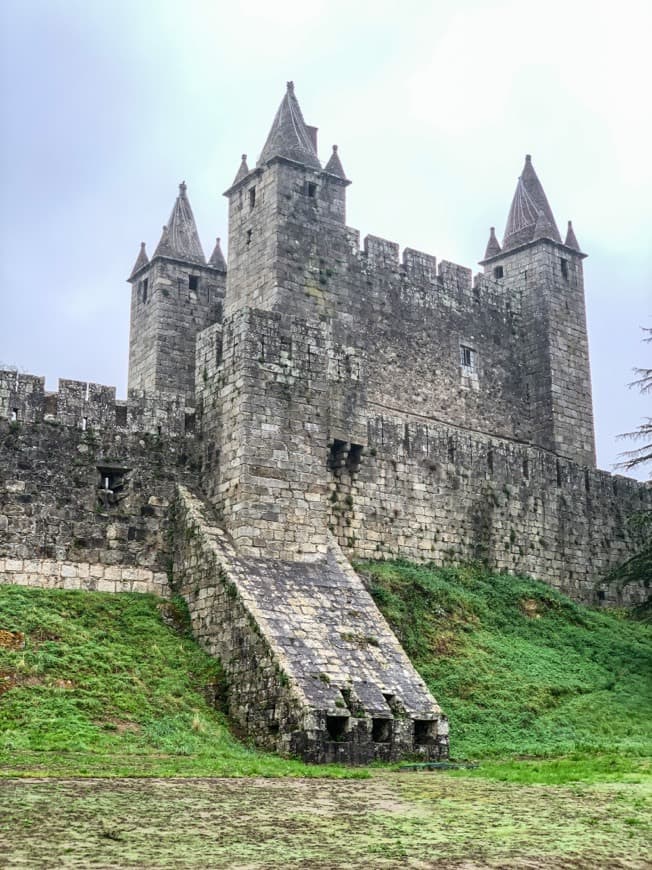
[1,565,651,782]
[0,586,356,778]
[361,561,652,768]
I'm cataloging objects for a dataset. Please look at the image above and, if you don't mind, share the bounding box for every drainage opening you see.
[326,715,349,741]
[414,719,435,745]
[372,718,392,743]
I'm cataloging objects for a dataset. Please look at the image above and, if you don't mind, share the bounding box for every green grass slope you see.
[0,586,359,778]
[360,561,652,763]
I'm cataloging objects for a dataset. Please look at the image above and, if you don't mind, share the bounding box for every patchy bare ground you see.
[1,773,650,868]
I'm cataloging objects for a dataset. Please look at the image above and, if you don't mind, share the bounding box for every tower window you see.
[189,275,199,291]
[493,266,504,279]
[305,181,317,198]
[140,278,148,303]
[249,186,256,209]
[246,229,253,247]
[560,258,569,280]
[460,345,476,372]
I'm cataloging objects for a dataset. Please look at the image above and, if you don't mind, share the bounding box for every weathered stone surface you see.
[172,486,447,763]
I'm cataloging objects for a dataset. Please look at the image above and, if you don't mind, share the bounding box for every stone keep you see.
[2,82,650,763]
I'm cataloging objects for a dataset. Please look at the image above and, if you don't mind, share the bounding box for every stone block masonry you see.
[328,416,652,606]
[0,557,168,596]
[172,485,448,763]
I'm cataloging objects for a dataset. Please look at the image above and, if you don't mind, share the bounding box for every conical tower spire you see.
[484,227,501,259]
[153,181,206,265]
[257,82,321,170]
[209,237,227,271]
[232,154,249,186]
[129,241,149,280]
[564,220,580,250]
[325,144,346,179]
[502,155,561,251]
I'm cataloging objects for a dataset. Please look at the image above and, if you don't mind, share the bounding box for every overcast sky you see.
[0,0,650,477]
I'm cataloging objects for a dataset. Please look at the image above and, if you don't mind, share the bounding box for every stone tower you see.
[127,182,226,404]
[211,83,354,559]
[222,81,350,320]
[480,156,596,466]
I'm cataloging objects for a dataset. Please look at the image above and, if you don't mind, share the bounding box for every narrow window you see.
[10,408,18,422]
[306,181,317,198]
[522,458,529,479]
[81,417,88,431]
[560,258,569,280]
[249,186,256,209]
[246,229,252,247]
[460,344,476,373]
[597,590,606,603]
[493,265,504,279]
[487,449,494,473]
[188,275,199,291]
[140,277,148,303]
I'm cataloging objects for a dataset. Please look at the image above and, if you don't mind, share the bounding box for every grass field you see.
[0,585,358,779]
[0,570,650,867]
[361,561,652,764]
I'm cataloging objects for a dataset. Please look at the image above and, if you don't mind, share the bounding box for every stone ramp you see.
[173,485,448,763]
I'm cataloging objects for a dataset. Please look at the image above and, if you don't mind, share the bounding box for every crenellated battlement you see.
[0,371,195,437]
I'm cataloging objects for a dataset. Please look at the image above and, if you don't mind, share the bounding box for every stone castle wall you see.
[190,306,649,607]
[0,416,198,589]
[327,415,650,605]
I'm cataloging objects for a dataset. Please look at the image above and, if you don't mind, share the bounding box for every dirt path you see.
[1,774,649,868]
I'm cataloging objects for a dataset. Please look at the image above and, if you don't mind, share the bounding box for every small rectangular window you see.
[460,345,476,372]
[246,229,252,247]
[10,408,18,422]
[493,265,504,279]
[188,275,199,291]
[560,258,569,280]
[306,181,317,198]
[249,187,256,209]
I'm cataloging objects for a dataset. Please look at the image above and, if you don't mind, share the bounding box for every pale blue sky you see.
[1,0,650,477]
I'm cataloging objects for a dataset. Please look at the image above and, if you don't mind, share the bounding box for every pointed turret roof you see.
[564,220,580,250]
[209,237,227,271]
[324,144,346,179]
[153,182,206,265]
[502,155,561,251]
[484,227,501,259]
[129,242,149,280]
[257,82,321,170]
[232,154,250,186]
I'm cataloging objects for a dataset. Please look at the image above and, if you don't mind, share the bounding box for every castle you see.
[1,83,649,762]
